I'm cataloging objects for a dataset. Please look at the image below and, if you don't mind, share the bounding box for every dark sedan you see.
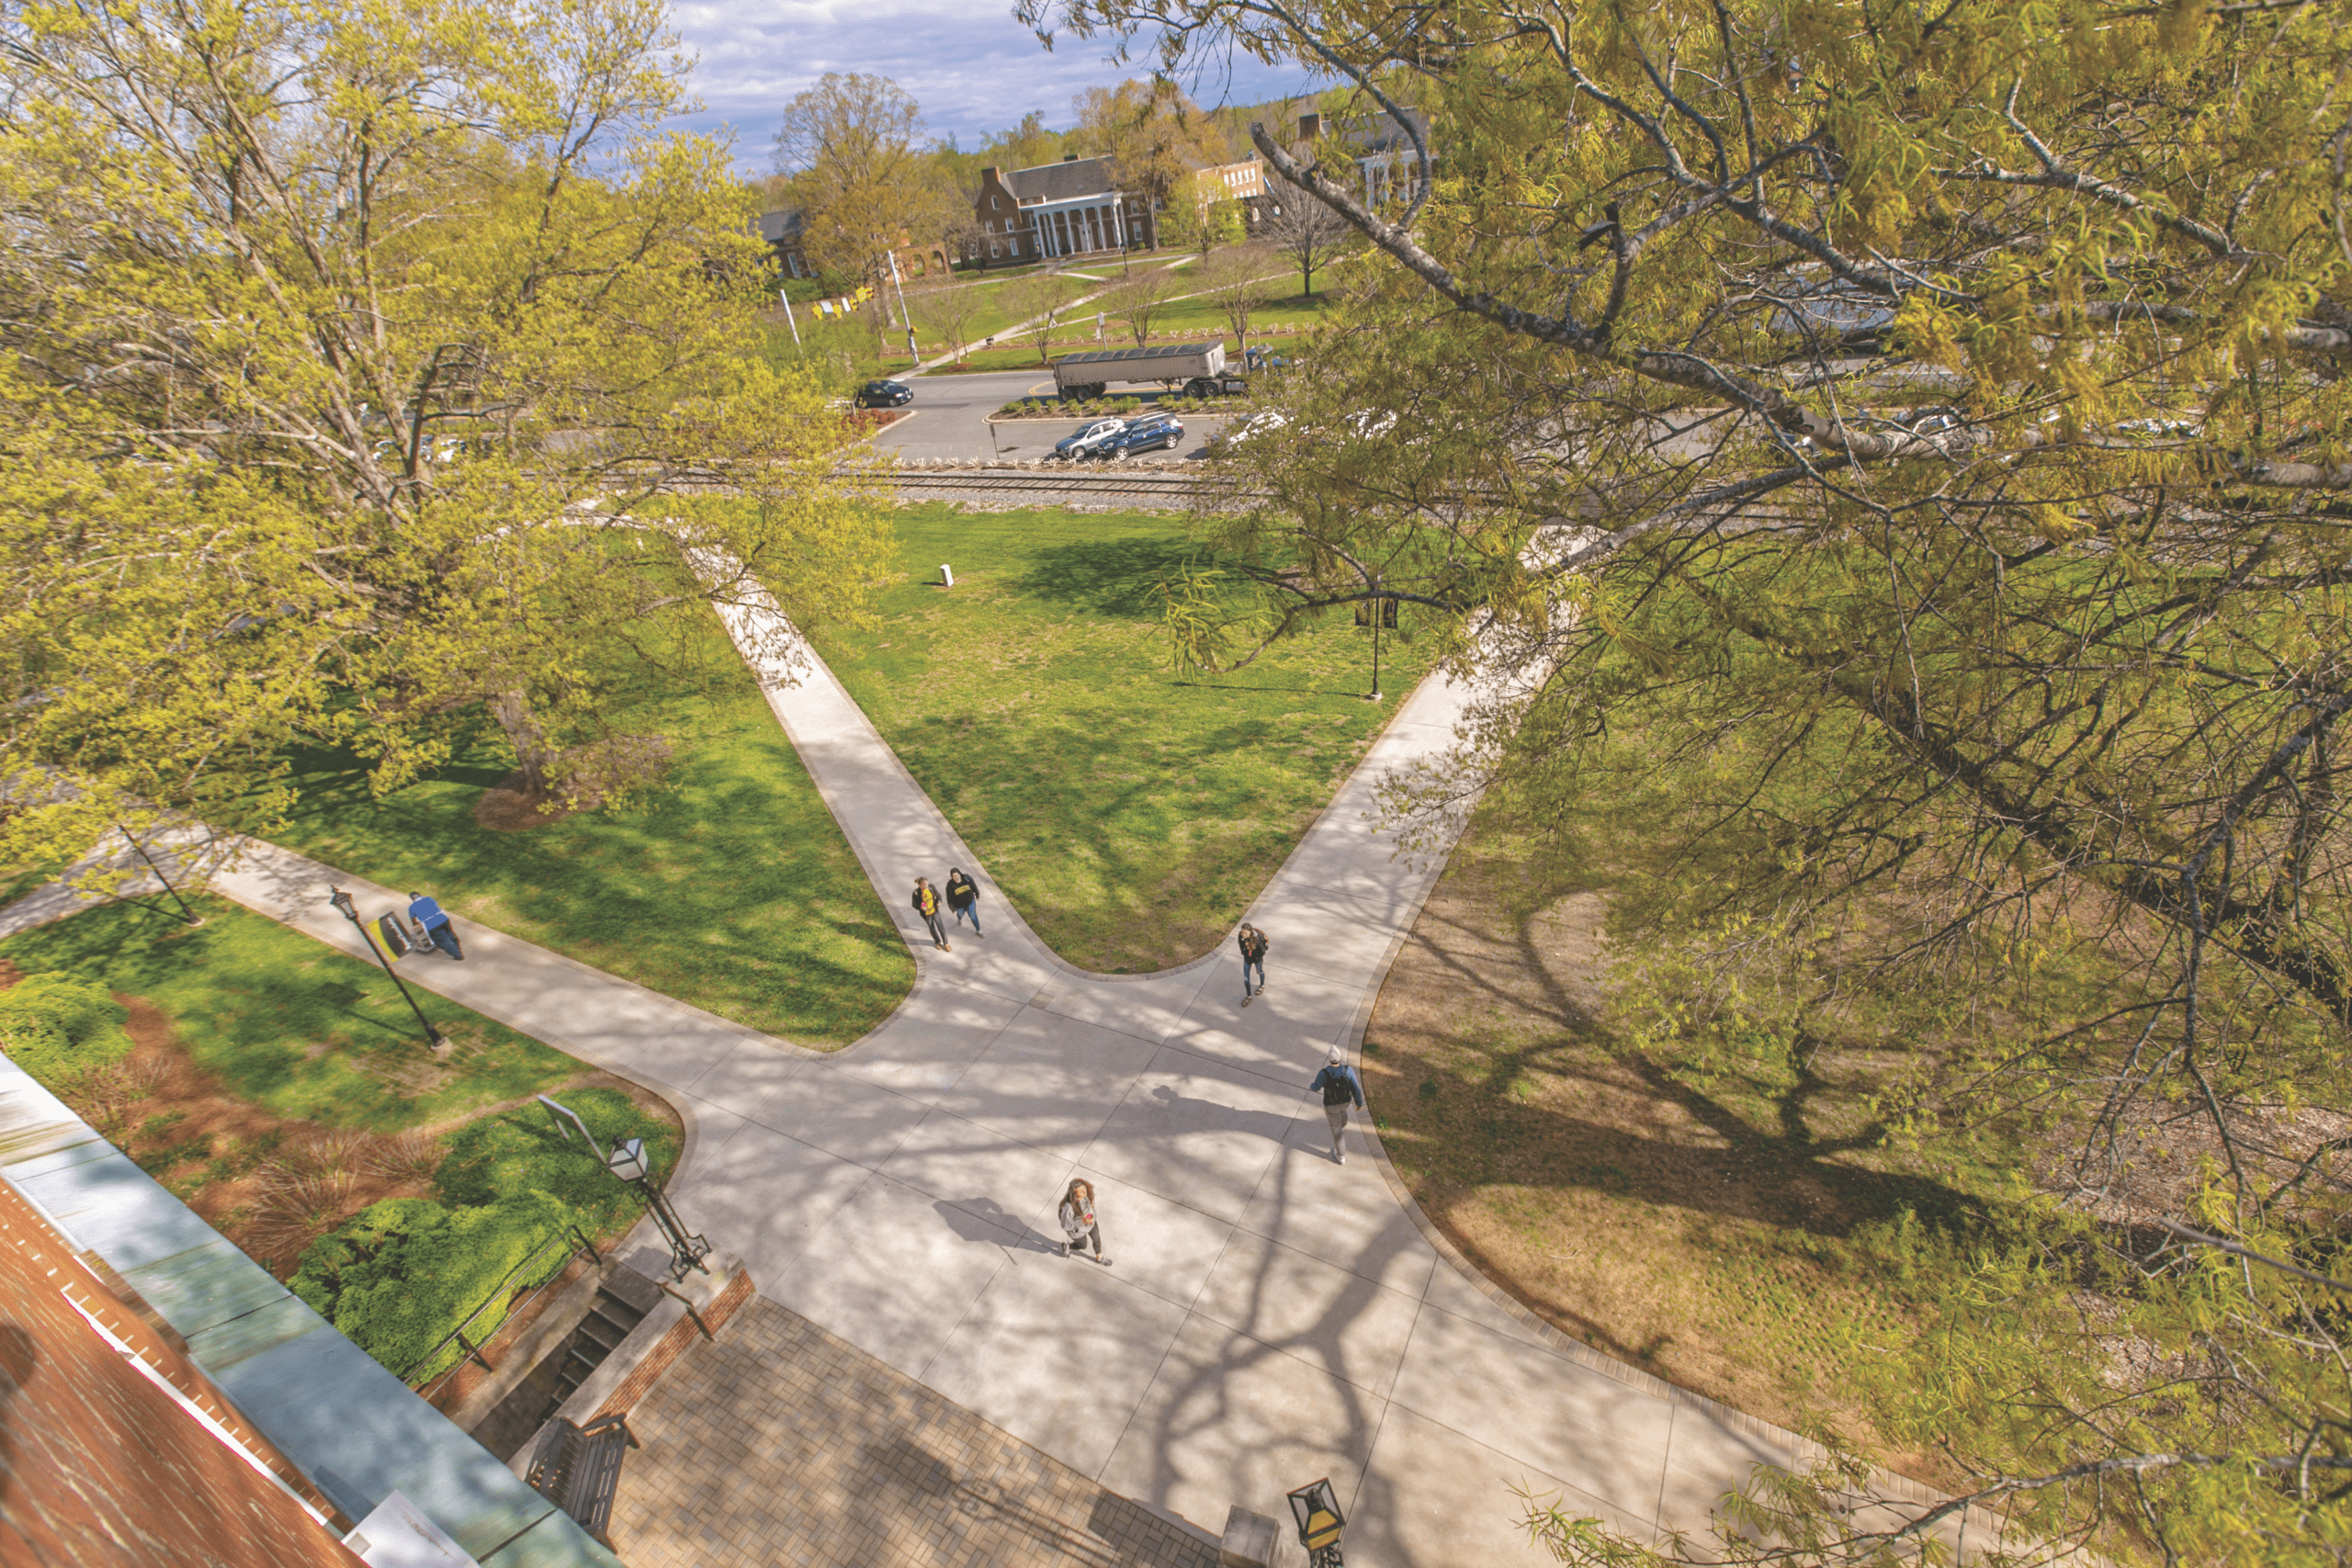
[1104,412,1185,456]
[855,379,913,409]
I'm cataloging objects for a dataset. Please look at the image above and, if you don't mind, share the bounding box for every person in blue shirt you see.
[407,892,466,961]
[1308,1047,1364,1164]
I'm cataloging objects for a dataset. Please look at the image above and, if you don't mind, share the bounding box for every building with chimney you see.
[969,154,1152,266]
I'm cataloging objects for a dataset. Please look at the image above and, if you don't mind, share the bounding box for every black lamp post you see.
[540,1096,712,1282]
[328,887,443,1050]
[1287,1478,1347,1567]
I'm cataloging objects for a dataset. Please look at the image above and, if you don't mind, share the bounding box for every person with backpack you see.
[912,877,949,951]
[1057,1178,1110,1265]
[1309,1047,1365,1164]
[406,891,465,961]
[1237,922,1269,1003]
[944,869,982,938]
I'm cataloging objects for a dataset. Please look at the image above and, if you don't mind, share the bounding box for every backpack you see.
[1319,1066,1355,1106]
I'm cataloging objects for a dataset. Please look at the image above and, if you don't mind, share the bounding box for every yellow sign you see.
[1305,1507,1342,1550]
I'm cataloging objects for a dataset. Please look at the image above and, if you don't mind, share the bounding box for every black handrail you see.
[401,1224,604,1388]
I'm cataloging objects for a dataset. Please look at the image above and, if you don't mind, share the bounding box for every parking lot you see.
[864,368,1242,465]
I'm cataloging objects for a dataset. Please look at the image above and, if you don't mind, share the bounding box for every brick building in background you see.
[0,1173,362,1567]
[971,154,1152,265]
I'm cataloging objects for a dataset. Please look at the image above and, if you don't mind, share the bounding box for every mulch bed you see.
[474,772,574,832]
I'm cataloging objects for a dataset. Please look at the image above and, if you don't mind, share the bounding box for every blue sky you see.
[662,0,1316,175]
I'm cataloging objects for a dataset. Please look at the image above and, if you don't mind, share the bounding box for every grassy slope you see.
[1362,813,2020,1481]
[261,632,910,1047]
[801,504,1434,971]
[1,895,579,1129]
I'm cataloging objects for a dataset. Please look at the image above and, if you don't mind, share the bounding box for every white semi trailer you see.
[1052,342,1244,400]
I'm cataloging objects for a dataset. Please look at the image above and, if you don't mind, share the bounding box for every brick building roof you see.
[0,1172,364,1568]
[1001,155,1123,204]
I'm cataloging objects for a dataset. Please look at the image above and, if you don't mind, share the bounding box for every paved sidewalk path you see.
[613,1294,1217,1568]
[197,583,1824,1566]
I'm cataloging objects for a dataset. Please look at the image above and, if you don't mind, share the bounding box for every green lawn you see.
[1,895,578,1130]
[259,632,911,1047]
[798,505,1436,971]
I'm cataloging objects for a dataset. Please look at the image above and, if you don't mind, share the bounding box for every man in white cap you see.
[1308,1047,1365,1164]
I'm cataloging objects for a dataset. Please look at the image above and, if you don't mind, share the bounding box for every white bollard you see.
[941,564,956,587]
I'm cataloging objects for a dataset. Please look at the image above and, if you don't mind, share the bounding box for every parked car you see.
[1105,412,1186,456]
[1054,417,1132,459]
[1209,411,1293,453]
[855,379,913,409]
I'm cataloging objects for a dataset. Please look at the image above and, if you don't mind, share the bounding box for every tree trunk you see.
[488,691,559,796]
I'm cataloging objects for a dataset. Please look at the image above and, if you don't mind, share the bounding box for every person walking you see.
[912,876,950,951]
[406,892,465,961]
[1237,922,1269,1003]
[945,869,983,938]
[1309,1047,1365,1164]
[1057,1178,1110,1265]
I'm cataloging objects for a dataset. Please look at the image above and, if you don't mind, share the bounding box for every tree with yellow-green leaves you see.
[775,72,956,301]
[0,0,890,873]
[1032,0,2352,1561]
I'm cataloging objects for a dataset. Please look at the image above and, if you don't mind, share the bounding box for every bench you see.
[523,1413,637,1546]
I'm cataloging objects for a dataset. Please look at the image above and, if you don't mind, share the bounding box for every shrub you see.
[287,1088,677,1381]
[0,975,132,1082]
[292,1190,574,1381]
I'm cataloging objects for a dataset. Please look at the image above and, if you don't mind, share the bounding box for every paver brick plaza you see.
[612,1294,1216,1568]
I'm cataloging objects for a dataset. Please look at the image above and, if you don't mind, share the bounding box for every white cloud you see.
[659,0,1312,172]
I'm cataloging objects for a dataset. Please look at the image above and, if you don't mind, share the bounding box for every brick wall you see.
[591,1269,755,1423]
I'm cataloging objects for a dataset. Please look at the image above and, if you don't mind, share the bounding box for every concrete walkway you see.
[196,588,1834,1565]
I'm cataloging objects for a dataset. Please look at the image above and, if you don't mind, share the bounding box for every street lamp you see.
[328,887,444,1051]
[1287,1479,1347,1567]
[539,1097,712,1282]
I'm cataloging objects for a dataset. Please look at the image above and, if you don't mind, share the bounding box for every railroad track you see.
[862,467,1220,503]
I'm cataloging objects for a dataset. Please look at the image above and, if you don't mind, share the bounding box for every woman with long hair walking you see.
[1057,1178,1110,1266]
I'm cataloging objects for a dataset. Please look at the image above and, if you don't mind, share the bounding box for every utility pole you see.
[888,250,917,363]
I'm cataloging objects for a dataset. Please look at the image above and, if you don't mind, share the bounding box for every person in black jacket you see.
[1237,923,1268,1003]
[1308,1047,1365,1164]
[912,877,949,951]
[944,869,982,938]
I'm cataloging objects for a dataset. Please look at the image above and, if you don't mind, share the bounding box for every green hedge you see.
[292,1191,574,1383]
[0,975,133,1082]
[291,1088,681,1382]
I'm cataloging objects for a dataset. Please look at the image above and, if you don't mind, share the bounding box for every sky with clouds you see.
[661,0,1317,175]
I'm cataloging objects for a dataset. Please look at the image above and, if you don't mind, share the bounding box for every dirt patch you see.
[37,997,667,1280]
[475,773,571,831]
[473,736,674,832]
[87,997,441,1271]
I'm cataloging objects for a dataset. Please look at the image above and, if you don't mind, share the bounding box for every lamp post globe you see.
[604,1138,650,1186]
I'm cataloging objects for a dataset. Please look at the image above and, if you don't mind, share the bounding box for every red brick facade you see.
[0,1175,363,1568]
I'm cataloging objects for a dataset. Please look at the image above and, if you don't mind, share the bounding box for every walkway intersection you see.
[200,584,1825,1566]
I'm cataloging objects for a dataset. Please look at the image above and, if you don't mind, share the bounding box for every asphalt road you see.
[870,367,1240,464]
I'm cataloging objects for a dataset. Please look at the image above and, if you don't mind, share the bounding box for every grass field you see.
[4,895,581,1129]
[799,504,1436,971]
[258,626,912,1047]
